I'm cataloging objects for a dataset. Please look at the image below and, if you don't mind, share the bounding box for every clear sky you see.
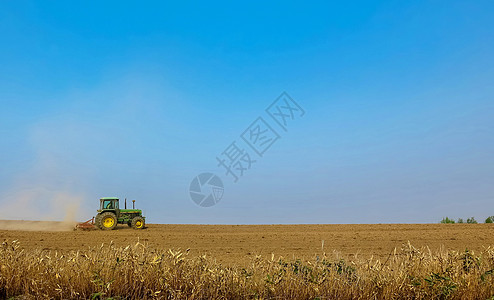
[1,1,493,224]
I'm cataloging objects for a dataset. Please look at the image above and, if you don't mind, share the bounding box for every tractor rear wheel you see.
[95,214,103,229]
[99,212,117,230]
[131,216,145,229]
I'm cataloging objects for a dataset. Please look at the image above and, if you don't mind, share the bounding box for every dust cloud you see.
[0,191,82,231]
[0,77,160,231]
[0,107,93,231]
[0,220,75,231]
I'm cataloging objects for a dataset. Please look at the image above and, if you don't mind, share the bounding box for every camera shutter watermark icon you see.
[189,173,224,207]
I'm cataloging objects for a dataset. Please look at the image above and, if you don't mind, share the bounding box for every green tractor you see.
[95,197,145,230]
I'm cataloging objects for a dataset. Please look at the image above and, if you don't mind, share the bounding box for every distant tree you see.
[440,217,455,224]
[457,218,464,224]
[467,217,478,224]
[485,216,494,223]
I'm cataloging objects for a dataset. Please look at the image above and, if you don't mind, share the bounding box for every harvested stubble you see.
[1,240,494,299]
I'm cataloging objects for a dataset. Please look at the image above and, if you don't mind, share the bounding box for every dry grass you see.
[1,240,494,299]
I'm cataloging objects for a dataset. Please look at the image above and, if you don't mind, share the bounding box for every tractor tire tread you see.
[98,212,117,230]
[131,216,145,230]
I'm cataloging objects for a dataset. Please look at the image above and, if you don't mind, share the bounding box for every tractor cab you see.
[100,197,119,211]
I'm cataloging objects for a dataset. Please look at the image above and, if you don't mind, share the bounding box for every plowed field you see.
[1,221,492,265]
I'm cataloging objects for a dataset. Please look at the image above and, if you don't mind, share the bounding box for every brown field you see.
[2,221,494,299]
[1,221,493,265]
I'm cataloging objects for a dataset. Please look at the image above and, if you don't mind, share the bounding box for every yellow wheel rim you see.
[135,220,143,228]
[103,217,115,228]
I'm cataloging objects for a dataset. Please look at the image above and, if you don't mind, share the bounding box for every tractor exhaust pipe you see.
[132,200,135,209]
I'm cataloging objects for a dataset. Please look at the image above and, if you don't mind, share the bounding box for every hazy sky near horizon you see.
[1,1,493,224]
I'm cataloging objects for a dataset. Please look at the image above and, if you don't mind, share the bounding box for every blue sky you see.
[0,1,493,224]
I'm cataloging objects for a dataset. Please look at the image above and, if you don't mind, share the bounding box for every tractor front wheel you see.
[131,216,145,229]
[99,212,117,230]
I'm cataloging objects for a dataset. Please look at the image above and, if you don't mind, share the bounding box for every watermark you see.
[266,92,305,131]
[189,173,224,207]
[189,92,305,207]
[241,117,280,157]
